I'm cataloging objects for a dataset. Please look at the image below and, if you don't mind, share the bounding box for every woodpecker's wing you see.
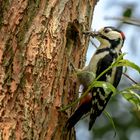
[89,87,112,130]
[89,51,123,130]
[96,50,123,87]
[113,66,123,87]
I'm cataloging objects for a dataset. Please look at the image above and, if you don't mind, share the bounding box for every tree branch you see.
[105,16,140,27]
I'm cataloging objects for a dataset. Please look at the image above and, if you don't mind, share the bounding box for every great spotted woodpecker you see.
[65,26,125,130]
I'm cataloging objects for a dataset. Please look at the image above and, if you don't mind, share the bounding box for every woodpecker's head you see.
[95,26,125,42]
[84,27,125,50]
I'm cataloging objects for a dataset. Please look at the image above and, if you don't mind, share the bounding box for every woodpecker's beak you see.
[83,31,100,38]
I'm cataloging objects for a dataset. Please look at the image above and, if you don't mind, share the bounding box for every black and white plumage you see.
[65,26,125,131]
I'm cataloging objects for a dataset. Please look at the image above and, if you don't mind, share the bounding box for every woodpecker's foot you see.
[70,62,75,70]
[69,61,77,73]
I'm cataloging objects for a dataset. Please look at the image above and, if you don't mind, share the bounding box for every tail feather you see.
[88,113,96,130]
[65,101,92,130]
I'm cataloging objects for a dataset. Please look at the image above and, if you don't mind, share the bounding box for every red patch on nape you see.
[120,32,125,39]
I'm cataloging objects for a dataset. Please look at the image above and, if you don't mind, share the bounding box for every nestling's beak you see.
[83,30,100,38]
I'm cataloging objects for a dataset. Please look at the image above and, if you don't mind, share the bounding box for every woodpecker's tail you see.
[65,99,92,131]
[88,113,97,130]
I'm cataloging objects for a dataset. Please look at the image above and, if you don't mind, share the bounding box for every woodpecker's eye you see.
[104,28,111,33]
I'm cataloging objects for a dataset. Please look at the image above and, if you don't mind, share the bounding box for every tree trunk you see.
[0,0,97,139]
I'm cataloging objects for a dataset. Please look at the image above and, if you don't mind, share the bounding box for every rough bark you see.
[0,0,97,139]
